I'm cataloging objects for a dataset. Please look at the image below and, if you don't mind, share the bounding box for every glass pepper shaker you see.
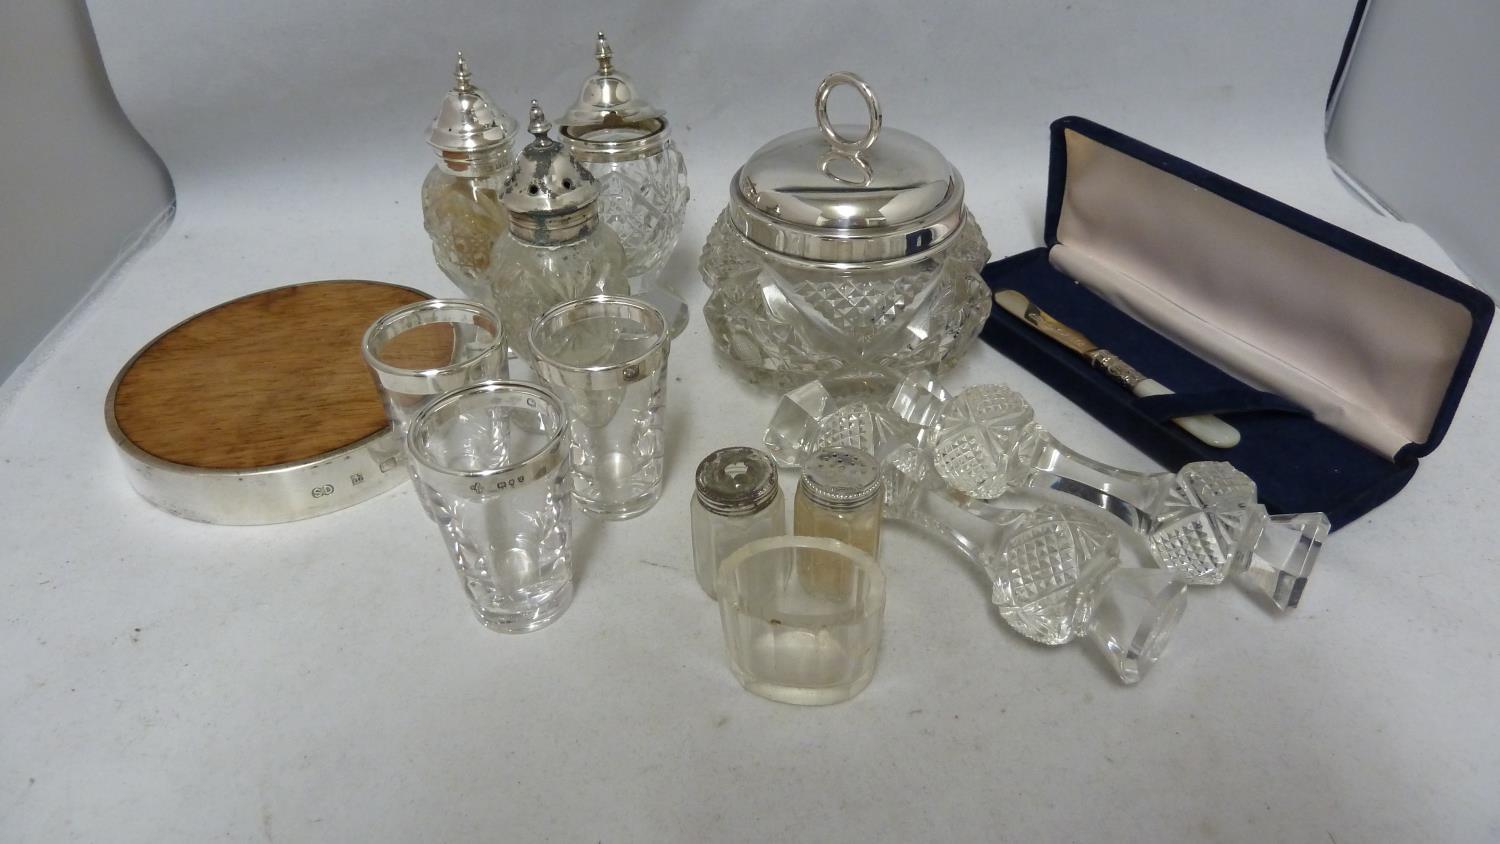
[794,448,884,596]
[559,32,690,335]
[421,52,517,300]
[691,447,786,599]
[486,100,630,365]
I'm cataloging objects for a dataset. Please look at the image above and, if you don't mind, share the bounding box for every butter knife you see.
[993,290,1241,449]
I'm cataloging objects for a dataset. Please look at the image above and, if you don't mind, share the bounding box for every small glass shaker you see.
[794,447,884,597]
[421,53,517,300]
[559,32,690,329]
[486,101,630,366]
[691,447,787,599]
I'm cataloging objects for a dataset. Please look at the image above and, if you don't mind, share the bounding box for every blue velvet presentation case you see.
[979,117,1493,529]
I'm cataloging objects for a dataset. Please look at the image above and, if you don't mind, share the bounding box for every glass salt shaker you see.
[486,100,630,366]
[421,53,517,300]
[691,447,786,599]
[559,32,690,335]
[795,448,884,597]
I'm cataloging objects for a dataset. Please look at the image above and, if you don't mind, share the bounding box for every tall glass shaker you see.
[421,53,517,300]
[560,32,691,335]
[486,101,630,365]
[691,447,787,599]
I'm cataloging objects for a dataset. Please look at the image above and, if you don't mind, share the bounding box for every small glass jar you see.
[794,448,884,597]
[421,53,516,300]
[559,32,690,290]
[485,101,630,366]
[691,447,785,598]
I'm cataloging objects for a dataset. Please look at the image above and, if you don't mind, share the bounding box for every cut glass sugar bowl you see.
[700,71,991,388]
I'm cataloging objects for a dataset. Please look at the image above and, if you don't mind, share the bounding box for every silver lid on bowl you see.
[726,72,967,267]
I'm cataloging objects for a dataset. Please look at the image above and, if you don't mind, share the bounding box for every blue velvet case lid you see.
[979,116,1493,528]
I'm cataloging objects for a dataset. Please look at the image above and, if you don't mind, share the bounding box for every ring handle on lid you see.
[815,71,881,155]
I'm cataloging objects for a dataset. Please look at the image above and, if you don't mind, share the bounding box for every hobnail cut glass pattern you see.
[485,224,631,365]
[812,400,921,464]
[991,506,1119,645]
[700,210,992,387]
[1148,462,1266,585]
[422,167,508,300]
[764,371,932,469]
[590,143,690,285]
[931,384,1046,499]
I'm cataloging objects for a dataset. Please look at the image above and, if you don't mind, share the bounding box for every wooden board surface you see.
[111,280,429,470]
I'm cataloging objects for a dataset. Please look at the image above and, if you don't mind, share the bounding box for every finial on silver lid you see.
[527,99,552,137]
[453,51,473,92]
[595,31,614,74]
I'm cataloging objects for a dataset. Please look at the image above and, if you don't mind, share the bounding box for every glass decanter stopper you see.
[691,447,786,599]
[927,385,1327,611]
[422,53,517,300]
[487,100,630,365]
[882,445,1186,684]
[560,32,690,335]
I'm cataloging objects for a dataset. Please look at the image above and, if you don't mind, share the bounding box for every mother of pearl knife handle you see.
[994,290,1241,449]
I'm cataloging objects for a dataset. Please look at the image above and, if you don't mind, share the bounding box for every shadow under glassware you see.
[715,535,885,706]
[361,298,509,517]
[529,295,670,520]
[405,380,575,633]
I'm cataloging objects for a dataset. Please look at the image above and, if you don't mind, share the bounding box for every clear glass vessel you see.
[421,54,516,300]
[530,295,670,520]
[692,447,786,599]
[560,33,690,290]
[794,448,884,557]
[485,101,630,366]
[405,381,574,633]
[924,384,1328,611]
[360,299,509,518]
[882,445,1186,684]
[716,535,885,705]
[699,72,991,387]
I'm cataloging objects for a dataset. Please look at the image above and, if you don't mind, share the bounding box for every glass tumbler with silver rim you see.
[691,447,786,599]
[486,101,630,366]
[361,298,509,516]
[421,53,516,300]
[699,71,991,387]
[405,381,574,633]
[530,295,670,520]
[560,32,690,334]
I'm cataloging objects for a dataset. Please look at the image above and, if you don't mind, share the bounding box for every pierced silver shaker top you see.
[500,101,602,239]
[425,52,518,173]
[559,32,671,162]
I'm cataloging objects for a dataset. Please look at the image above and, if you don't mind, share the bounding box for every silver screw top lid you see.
[500,100,601,220]
[799,448,882,510]
[425,53,518,163]
[726,71,967,266]
[695,447,780,516]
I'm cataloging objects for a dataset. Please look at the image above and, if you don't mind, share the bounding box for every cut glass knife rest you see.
[762,370,1329,684]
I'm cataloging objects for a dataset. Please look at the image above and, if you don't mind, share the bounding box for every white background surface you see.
[4,1,1498,840]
